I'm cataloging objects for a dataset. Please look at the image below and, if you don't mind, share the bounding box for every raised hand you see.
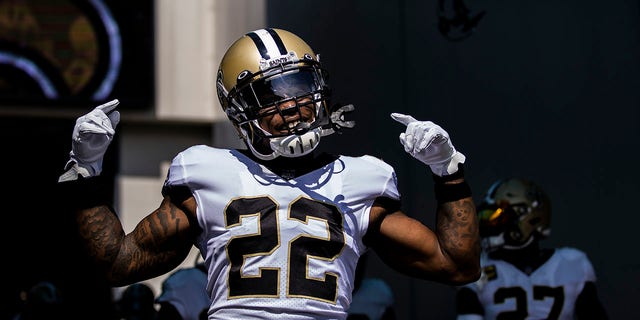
[391,112,465,176]
[59,99,120,182]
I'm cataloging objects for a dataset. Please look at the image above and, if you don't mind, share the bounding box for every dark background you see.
[0,0,148,318]
[270,0,639,319]
[0,0,154,109]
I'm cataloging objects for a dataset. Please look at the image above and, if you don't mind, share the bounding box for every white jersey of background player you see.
[456,178,608,320]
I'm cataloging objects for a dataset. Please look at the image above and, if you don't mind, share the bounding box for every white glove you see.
[58,99,120,182]
[391,112,465,176]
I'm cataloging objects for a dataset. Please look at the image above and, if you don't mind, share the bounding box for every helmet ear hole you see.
[238,70,251,82]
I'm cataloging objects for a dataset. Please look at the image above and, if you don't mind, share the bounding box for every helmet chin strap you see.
[503,236,535,250]
[482,234,505,252]
[238,99,339,161]
[241,126,323,161]
[482,233,535,252]
[269,129,322,158]
[246,140,279,161]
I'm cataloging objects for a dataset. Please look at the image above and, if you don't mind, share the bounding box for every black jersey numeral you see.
[494,285,564,320]
[224,196,345,303]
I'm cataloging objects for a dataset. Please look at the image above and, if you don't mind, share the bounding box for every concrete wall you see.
[115,0,265,298]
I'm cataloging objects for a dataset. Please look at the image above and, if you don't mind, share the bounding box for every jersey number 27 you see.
[495,285,564,320]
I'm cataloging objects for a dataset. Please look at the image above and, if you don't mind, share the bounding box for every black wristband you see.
[57,175,113,209]
[433,163,472,203]
[434,180,472,203]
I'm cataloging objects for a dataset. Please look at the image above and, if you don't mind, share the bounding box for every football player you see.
[455,178,608,320]
[156,258,209,320]
[347,253,396,320]
[58,28,480,319]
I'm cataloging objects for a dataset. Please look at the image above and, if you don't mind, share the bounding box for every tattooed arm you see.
[368,176,481,286]
[372,113,480,285]
[74,194,199,287]
[57,100,201,286]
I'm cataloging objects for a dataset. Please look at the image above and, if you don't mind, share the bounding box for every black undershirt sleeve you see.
[575,281,608,320]
[456,287,484,316]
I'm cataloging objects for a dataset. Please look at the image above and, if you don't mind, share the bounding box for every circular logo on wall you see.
[0,0,154,109]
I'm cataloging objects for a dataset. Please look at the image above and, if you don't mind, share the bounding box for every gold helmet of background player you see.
[477,178,551,251]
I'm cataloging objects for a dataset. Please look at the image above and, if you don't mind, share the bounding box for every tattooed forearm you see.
[76,206,124,262]
[437,198,481,274]
[74,198,194,286]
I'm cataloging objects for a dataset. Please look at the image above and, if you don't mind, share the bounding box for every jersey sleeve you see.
[358,155,400,201]
[161,145,225,196]
[161,145,198,195]
[558,247,597,282]
[455,286,484,317]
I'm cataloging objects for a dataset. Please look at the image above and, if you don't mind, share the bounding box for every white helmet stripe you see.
[247,28,287,60]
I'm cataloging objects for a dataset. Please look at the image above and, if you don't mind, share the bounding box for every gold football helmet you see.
[216,28,337,160]
[477,178,551,251]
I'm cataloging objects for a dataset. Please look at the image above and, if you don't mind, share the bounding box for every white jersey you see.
[459,247,596,320]
[163,146,400,320]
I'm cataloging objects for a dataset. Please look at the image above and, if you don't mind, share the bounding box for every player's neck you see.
[241,149,337,179]
[491,243,555,275]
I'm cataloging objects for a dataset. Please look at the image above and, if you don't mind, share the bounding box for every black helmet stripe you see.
[266,28,287,54]
[246,28,288,60]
